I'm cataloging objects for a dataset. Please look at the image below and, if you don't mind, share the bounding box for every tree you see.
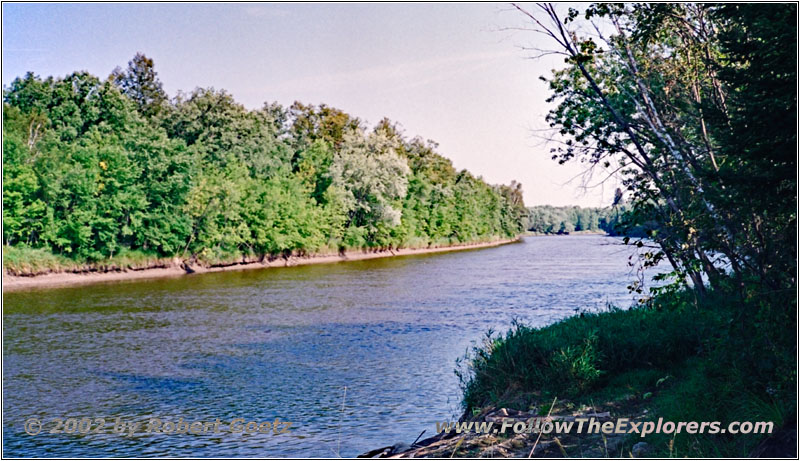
[709,4,797,290]
[3,59,528,265]
[514,2,795,295]
[109,53,168,119]
[329,128,410,245]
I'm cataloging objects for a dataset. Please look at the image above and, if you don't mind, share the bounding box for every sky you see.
[2,3,618,207]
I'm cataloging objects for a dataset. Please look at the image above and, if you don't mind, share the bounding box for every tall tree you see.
[109,53,168,119]
[514,3,796,295]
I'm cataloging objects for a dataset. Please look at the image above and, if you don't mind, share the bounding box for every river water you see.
[3,235,648,457]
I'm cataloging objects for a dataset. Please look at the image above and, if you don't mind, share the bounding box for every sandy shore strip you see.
[3,237,521,292]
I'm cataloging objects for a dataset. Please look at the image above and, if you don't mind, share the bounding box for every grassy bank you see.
[457,286,796,457]
[3,237,521,292]
[3,245,178,276]
[3,236,516,277]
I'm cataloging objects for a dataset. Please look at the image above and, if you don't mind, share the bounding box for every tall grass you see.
[3,245,169,275]
[4,236,514,276]
[3,245,79,275]
[458,286,796,457]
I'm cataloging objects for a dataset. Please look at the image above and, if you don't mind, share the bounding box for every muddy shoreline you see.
[3,238,521,292]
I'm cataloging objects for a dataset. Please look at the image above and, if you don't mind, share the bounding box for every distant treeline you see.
[527,205,609,234]
[526,204,645,236]
[3,54,527,266]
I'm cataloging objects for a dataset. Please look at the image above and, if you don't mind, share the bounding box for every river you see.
[3,235,648,457]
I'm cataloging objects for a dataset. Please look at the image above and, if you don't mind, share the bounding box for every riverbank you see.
[360,400,649,458]
[366,286,795,458]
[2,237,520,292]
[524,230,608,237]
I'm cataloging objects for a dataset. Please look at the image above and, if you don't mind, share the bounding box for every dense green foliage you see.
[535,3,796,296]
[2,56,526,268]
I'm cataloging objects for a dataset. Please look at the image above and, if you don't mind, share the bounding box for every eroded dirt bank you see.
[3,238,520,292]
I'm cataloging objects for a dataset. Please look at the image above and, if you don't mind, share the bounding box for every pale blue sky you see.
[2,3,617,207]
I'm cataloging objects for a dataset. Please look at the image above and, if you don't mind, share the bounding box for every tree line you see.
[526,205,606,234]
[527,202,651,237]
[3,55,527,265]
[519,3,795,296]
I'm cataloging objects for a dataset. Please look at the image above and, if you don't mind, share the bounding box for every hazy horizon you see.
[2,2,620,207]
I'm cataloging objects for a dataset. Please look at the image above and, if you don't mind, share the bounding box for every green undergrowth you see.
[3,235,513,276]
[458,284,796,457]
[3,245,172,275]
